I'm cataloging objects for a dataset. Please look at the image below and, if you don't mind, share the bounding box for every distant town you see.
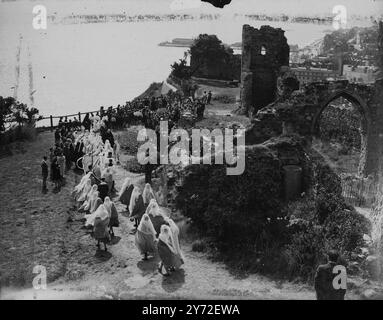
[160,25,380,86]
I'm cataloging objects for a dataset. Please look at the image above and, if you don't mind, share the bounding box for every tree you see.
[189,34,235,79]
[170,57,191,80]
[0,96,41,133]
[0,96,15,132]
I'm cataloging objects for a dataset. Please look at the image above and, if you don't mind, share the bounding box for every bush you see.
[279,164,370,281]
[281,205,369,282]
[0,124,37,145]
[192,240,207,252]
[176,144,286,253]
[282,220,326,281]
[174,135,370,281]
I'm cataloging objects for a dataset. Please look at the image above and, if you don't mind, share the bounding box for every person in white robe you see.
[79,184,98,211]
[103,196,119,237]
[113,139,121,164]
[142,183,156,206]
[119,177,134,208]
[157,225,183,276]
[92,204,110,251]
[129,186,145,230]
[165,217,184,263]
[89,192,103,214]
[135,214,157,260]
[101,167,114,193]
[72,172,92,199]
[104,139,113,156]
[146,199,168,237]
[77,179,92,203]
[86,203,108,228]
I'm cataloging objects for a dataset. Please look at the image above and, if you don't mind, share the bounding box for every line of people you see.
[119,180,184,276]
[69,90,208,136]
[73,132,120,251]
[70,117,184,277]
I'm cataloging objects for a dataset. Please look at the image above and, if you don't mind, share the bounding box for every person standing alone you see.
[207,91,212,105]
[314,250,346,300]
[41,156,49,193]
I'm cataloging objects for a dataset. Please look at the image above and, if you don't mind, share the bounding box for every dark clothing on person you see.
[196,103,205,120]
[145,163,154,184]
[98,182,109,201]
[207,92,212,104]
[149,215,169,237]
[41,160,48,191]
[41,160,48,177]
[63,143,74,170]
[54,129,61,144]
[82,115,91,131]
[314,261,346,300]
[105,131,114,148]
[130,194,145,229]
[51,161,61,182]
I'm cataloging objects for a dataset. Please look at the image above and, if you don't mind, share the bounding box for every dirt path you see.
[0,131,317,300]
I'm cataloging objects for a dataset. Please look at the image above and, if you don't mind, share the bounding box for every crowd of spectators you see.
[72,91,208,135]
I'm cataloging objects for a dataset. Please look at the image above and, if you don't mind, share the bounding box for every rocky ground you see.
[1,98,382,300]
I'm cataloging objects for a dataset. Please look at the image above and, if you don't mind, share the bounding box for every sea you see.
[0,0,379,126]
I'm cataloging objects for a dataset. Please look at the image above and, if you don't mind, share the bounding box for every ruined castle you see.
[241,24,383,176]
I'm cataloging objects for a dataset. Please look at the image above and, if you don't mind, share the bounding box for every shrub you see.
[0,124,37,145]
[175,135,370,281]
[280,164,370,281]
[176,144,286,253]
[192,240,207,252]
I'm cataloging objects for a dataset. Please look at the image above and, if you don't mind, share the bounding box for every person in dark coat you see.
[51,157,61,191]
[104,129,114,148]
[314,250,346,300]
[196,101,205,120]
[128,187,146,232]
[41,156,48,193]
[54,128,61,144]
[131,194,145,229]
[63,139,74,171]
[207,90,212,104]
[82,113,91,131]
[98,178,109,202]
[119,178,134,210]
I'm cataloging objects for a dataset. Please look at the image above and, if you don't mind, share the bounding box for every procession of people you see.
[43,108,185,277]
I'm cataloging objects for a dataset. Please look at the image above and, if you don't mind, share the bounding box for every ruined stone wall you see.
[240,25,290,115]
[246,79,383,176]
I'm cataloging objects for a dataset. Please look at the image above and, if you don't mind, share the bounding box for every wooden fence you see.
[36,106,122,131]
[341,176,378,208]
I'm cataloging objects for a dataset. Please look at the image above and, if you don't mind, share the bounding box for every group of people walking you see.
[69,116,184,276]
[40,89,212,279]
[119,179,184,276]
[42,117,120,193]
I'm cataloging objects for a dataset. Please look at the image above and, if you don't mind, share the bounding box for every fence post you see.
[50,115,53,131]
[78,112,81,123]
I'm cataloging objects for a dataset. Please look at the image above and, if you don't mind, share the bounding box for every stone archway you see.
[247,79,383,176]
[310,89,372,175]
